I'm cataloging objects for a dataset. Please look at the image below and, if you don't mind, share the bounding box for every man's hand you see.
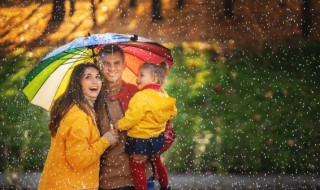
[131,154,149,164]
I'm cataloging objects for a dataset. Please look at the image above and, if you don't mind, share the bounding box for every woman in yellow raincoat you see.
[38,63,119,190]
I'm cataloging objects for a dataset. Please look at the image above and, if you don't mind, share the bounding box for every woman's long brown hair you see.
[48,63,106,137]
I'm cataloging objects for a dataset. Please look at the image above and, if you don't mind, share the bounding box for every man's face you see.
[97,51,126,84]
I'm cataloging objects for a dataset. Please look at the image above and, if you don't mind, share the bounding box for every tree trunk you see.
[51,0,66,22]
[224,0,234,19]
[152,0,162,22]
[177,0,184,9]
[129,0,136,7]
[69,0,75,16]
[91,0,97,26]
[301,0,312,38]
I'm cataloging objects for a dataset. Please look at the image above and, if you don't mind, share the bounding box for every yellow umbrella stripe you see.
[51,49,94,110]
[22,52,84,101]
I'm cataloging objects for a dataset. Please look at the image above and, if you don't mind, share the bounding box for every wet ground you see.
[1,172,319,189]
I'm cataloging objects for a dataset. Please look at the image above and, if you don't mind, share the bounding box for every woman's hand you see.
[131,154,149,164]
[103,130,119,146]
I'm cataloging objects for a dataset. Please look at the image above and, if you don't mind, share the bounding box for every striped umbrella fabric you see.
[22,33,174,111]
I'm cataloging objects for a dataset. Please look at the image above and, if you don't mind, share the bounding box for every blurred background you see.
[0,0,320,189]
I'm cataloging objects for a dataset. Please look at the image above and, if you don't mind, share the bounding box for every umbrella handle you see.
[88,33,97,64]
[110,122,114,130]
[89,45,97,64]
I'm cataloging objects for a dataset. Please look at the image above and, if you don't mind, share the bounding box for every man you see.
[96,44,154,190]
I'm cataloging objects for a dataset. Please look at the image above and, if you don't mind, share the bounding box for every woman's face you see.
[80,67,102,101]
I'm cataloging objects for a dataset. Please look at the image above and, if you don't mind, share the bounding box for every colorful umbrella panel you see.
[22,33,174,111]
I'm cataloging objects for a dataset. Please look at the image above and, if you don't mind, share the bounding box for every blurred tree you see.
[70,0,75,16]
[91,0,97,26]
[224,0,234,19]
[301,0,312,38]
[152,0,162,22]
[177,0,184,9]
[0,54,50,173]
[51,0,66,22]
[278,0,287,8]
[166,42,320,174]
[129,0,136,7]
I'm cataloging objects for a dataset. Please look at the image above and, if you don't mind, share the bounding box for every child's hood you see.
[144,89,177,123]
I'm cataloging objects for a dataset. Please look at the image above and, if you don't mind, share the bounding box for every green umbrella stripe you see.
[30,54,90,110]
[22,47,87,88]
[22,49,89,101]
[49,53,94,108]
[30,63,77,110]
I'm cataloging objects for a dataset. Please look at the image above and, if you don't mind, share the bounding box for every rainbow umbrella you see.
[22,33,173,111]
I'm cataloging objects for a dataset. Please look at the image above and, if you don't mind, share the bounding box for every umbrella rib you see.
[56,52,91,64]
[59,48,91,63]
[122,43,173,62]
[49,49,88,109]
[121,45,173,66]
[125,61,139,76]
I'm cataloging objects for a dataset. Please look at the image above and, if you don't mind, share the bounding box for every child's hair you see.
[140,61,169,85]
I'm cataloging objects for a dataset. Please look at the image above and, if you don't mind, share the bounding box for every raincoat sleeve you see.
[65,114,110,169]
[117,92,147,131]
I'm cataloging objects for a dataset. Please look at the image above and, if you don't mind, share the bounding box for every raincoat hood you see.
[147,89,176,124]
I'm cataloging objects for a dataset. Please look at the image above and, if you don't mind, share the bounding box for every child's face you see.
[81,67,102,101]
[136,68,157,90]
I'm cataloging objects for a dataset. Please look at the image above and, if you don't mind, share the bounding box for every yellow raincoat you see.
[118,88,177,139]
[38,105,111,190]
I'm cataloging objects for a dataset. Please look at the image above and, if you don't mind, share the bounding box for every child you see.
[117,62,177,190]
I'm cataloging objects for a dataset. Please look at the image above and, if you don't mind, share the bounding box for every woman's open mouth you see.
[89,87,98,91]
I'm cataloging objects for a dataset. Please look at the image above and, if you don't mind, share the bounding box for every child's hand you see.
[114,123,119,130]
[131,154,149,164]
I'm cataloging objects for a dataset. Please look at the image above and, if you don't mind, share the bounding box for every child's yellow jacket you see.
[118,88,177,139]
[38,105,111,190]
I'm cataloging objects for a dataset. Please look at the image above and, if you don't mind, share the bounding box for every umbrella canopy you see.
[22,33,174,111]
